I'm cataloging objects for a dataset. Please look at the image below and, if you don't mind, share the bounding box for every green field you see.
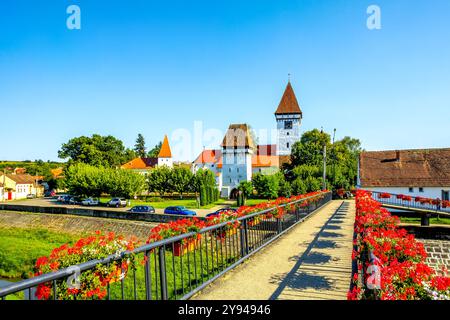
[400,217,450,225]
[0,227,79,279]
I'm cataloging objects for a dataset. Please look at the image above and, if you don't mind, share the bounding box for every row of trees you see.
[147,167,219,205]
[63,163,219,203]
[64,163,146,198]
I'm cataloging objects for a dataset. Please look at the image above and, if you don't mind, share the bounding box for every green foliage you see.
[147,166,172,196]
[134,134,147,158]
[237,181,253,199]
[252,173,279,200]
[288,129,362,191]
[147,141,162,158]
[170,167,194,198]
[58,134,136,168]
[64,163,145,198]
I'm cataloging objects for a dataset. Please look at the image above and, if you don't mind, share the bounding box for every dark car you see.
[127,206,155,214]
[44,190,56,198]
[164,206,196,216]
[206,207,237,218]
[68,196,82,205]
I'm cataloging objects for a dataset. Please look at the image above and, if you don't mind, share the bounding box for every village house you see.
[192,81,303,198]
[0,173,44,200]
[357,148,450,201]
[121,135,173,174]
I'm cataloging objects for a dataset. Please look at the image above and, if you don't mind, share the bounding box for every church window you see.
[287,132,289,136]
[284,121,293,130]
[287,142,290,148]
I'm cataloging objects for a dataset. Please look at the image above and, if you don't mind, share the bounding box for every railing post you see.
[276,218,282,234]
[240,220,249,256]
[295,206,300,222]
[421,214,430,227]
[158,246,168,300]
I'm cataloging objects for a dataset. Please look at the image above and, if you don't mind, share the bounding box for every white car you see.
[81,198,99,206]
[106,198,127,208]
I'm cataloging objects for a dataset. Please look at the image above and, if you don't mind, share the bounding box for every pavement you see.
[191,200,356,300]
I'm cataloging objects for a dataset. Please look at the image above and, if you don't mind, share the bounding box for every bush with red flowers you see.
[348,190,450,300]
[34,231,138,300]
[378,192,391,199]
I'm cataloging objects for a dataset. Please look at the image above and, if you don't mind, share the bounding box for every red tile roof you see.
[121,157,158,170]
[275,82,302,115]
[193,149,222,164]
[359,148,450,187]
[158,135,172,158]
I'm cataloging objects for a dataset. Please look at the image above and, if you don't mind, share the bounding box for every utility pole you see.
[332,128,336,186]
[322,144,327,191]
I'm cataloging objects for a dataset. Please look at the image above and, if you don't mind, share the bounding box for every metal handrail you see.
[0,191,332,300]
[366,190,450,215]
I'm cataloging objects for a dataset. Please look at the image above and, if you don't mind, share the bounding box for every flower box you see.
[170,238,199,257]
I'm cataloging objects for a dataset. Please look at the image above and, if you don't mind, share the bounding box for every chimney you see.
[396,150,401,162]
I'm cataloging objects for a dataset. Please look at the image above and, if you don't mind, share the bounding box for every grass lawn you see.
[400,217,450,225]
[0,227,79,279]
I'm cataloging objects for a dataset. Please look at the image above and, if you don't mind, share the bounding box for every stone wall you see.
[418,239,450,276]
[0,210,158,242]
[0,203,203,224]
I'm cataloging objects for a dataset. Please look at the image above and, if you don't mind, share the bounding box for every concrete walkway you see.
[191,200,355,300]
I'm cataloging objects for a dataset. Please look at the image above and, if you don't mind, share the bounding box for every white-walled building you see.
[192,81,302,198]
[357,148,450,201]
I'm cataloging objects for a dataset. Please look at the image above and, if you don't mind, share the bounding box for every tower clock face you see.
[284,120,293,130]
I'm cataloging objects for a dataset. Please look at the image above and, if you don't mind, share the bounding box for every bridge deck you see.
[191,200,355,300]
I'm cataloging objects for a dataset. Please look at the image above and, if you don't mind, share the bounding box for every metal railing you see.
[0,191,332,300]
[369,190,450,213]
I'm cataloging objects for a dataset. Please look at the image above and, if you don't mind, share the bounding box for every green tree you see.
[147,166,172,196]
[170,167,194,199]
[147,141,162,158]
[134,134,147,158]
[58,134,132,168]
[237,181,253,199]
[252,173,279,200]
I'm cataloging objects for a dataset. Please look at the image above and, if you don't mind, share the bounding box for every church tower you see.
[275,81,302,156]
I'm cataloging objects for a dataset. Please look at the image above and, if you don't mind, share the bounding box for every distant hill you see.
[0,160,65,176]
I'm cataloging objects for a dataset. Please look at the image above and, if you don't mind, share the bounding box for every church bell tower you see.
[275,81,302,156]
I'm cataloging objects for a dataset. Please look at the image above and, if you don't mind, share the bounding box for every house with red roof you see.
[121,135,173,174]
[358,148,450,201]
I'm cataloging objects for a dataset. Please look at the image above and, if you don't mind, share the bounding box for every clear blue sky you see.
[1,0,449,162]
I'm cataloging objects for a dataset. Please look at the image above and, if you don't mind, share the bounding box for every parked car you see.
[26,194,36,199]
[107,198,127,208]
[69,196,82,205]
[127,206,155,214]
[81,197,99,206]
[206,207,237,217]
[164,206,196,216]
[44,190,56,198]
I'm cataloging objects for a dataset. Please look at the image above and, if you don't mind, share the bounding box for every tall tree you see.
[287,129,362,190]
[134,134,147,158]
[148,141,162,158]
